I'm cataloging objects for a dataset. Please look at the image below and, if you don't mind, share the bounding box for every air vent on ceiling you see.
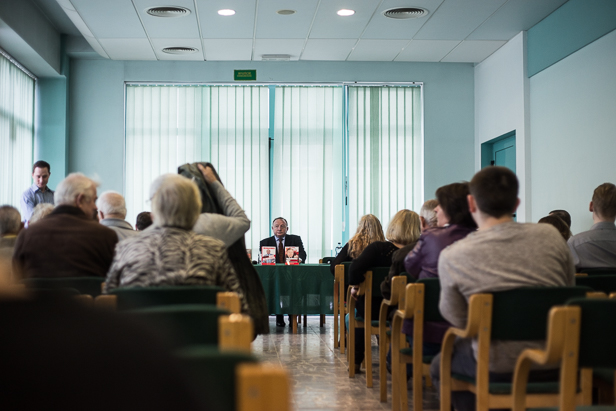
[262,54,291,61]
[276,9,296,15]
[162,47,198,55]
[146,7,191,17]
[383,7,428,19]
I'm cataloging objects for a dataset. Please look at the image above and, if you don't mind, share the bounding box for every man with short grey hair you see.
[97,191,138,241]
[13,173,117,279]
[419,199,439,231]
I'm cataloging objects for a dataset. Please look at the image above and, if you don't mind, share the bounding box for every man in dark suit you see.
[260,217,307,327]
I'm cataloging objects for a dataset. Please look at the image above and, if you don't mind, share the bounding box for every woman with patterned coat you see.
[103,174,247,312]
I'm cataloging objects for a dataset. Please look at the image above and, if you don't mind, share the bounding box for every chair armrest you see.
[219,314,253,353]
[237,363,290,411]
[94,294,117,310]
[217,292,241,313]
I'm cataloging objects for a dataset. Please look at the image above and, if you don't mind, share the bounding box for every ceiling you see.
[39,0,568,63]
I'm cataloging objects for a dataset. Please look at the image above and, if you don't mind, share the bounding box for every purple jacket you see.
[402,224,475,342]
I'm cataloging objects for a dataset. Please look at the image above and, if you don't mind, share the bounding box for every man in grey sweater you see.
[430,166,575,411]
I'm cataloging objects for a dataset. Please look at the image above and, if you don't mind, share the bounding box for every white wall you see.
[530,29,616,234]
[474,32,531,221]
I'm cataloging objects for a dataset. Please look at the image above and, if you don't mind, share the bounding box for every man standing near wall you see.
[20,161,54,224]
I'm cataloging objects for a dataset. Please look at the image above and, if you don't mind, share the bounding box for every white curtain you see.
[0,53,34,209]
[125,85,269,252]
[347,86,422,237]
[272,86,344,263]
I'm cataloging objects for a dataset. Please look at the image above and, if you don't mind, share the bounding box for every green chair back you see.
[575,275,616,294]
[490,286,591,341]
[342,261,352,286]
[417,278,445,322]
[578,267,616,276]
[567,298,616,369]
[110,285,224,311]
[321,256,335,264]
[127,304,230,347]
[23,277,104,297]
[371,267,390,299]
[175,346,257,411]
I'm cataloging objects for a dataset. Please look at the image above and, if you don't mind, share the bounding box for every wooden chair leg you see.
[379,331,390,402]
[303,315,307,327]
[320,314,325,327]
[349,313,356,378]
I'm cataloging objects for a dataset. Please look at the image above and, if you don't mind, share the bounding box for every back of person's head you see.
[0,206,21,236]
[420,199,438,229]
[436,182,477,229]
[151,175,201,229]
[592,183,616,220]
[136,211,153,231]
[29,203,54,225]
[32,160,50,173]
[469,167,519,218]
[549,209,571,228]
[348,214,385,258]
[54,173,98,206]
[538,215,571,241]
[96,191,127,218]
[386,209,422,245]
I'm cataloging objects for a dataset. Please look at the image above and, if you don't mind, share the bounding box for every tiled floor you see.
[252,316,440,411]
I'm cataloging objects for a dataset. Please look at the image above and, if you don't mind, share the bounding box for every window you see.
[0,51,35,209]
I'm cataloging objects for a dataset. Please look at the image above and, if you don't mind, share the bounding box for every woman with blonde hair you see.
[329,214,385,275]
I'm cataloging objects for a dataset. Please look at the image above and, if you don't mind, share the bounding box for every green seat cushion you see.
[397,348,435,365]
[23,277,104,297]
[594,368,615,384]
[451,373,560,394]
[111,285,225,311]
[371,320,380,327]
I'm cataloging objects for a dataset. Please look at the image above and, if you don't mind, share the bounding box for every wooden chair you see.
[176,347,290,411]
[391,279,441,411]
[378,275,409,402]
[512,298,616,411]
[22,277,105,297]
[335,261,352,353]
[440,286,592,411]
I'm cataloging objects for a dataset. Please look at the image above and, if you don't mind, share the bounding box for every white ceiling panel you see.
[309,0,380,39]
[196,0,256,39]
[202,39,253,61]
[301,39,357,60]
[254,39,305,61]
[150,38,205,60]
[395,40,459,62]
[255,0,319,39]
[133,0,201,39]
[362,0,445,40]
[414,0,506,40]
[69,0,146,38]
[468,0,568,40]
[441,40,506,63]
[98,38,157,60]
[347,39,408,61]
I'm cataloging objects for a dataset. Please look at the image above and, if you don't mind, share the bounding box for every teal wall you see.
[68,60,476,201]
[527,0,616,77]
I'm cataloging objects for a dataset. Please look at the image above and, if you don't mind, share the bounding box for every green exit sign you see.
[234,70,256,81]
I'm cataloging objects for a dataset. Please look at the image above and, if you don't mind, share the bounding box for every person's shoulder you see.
[192,232,227,249]
[259,236,273,245]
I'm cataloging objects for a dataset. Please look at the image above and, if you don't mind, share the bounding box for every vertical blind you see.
[0,52,34,209]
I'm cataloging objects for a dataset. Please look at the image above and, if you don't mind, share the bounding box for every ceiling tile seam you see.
[251,0,260,61]
[130,0,157,60]
[438,40,463,62]
[391,40,413,62]
[411,1,448,40]
[462,0,511,41]
[299,0,323,61]
[192,0,206,61]
[346,0,385,61]
[66,0,111,59]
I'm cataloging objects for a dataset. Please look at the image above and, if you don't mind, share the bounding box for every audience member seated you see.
[96,191,138,241]
[568,182,616,270]
[13,173,118,279]
[430,166,575,411]
[419,199,439,231]
[348,209,420,372]
[0,206,22,279]
[538,215,571,241]
[0,254,207,411]
[135,211,153,231]
[104,174,248,312]
[549,209,572,229]
[28,203,54,225]
[329,214,385,276]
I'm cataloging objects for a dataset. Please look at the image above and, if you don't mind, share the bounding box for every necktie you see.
[278,240,285,263]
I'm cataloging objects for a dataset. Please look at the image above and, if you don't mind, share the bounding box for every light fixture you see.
[218,9,236,16]
[337,9,355,17]
[162,47,198,55]
[146,7,191,17]
[276,10,296,15]
[382,7,429,19]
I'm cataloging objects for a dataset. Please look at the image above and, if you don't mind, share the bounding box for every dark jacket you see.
[259,234,307,263]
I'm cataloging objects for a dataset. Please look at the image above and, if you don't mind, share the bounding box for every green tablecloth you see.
[255,264,334,315]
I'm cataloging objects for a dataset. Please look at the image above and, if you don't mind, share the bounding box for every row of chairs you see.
[20,278,291,411]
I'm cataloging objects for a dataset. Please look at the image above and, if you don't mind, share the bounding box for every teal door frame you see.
[481,130,516,172]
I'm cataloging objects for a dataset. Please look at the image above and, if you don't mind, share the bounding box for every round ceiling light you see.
[337,9,355,17]
[382,7,429,19]
[218,9,236,16]
[146,6,191,17]
[162,47,198,55]
[276,9,296,15]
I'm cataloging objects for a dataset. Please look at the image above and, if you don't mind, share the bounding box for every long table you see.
[254,264,334,333]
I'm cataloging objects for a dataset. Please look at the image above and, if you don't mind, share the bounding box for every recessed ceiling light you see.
[218,9,236,16]
[276,10,296,15]
[337,9,355,17]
